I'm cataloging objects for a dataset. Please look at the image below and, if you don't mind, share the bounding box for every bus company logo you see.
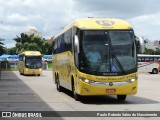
[109,82,113,86]
[2,112,11,117]
[96,20,115,27]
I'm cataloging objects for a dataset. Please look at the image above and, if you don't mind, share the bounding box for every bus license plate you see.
[106,89,116,93]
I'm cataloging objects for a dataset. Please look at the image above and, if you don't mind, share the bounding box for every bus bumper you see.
[24,68,42,75]
[76,80,138,96]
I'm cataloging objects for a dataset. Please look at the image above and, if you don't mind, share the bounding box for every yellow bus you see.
[52,18,139,101]
[19,51,42,76]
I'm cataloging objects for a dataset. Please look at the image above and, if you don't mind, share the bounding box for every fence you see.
[0,61,48,70]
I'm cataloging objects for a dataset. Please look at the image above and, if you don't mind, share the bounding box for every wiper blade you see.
[81,52,92,71]
[112,54,125,73]
[96,54,107,72]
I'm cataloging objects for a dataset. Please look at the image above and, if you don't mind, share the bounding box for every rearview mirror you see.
[74,35,80,53]
[136,36,145,53]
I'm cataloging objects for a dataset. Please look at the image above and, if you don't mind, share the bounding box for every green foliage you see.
[0,38,6,55]
[143,48,160,55]
[154,48,160,55]
[7,47,17,55]
[13,33,52,54]
[144,48,155,55]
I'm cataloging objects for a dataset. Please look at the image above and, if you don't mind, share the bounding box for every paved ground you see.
[0,71,160,120]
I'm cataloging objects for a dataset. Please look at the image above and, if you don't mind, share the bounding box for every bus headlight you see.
[126,77,137,83]
[78,76,94,84]
[26,68,28,71]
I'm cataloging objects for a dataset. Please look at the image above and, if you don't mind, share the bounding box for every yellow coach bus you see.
[19,51,42,76]
[52,18,139,101]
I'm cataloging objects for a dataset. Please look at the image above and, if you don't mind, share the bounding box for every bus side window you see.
[149,57,153,62]
[145,58,149,62]
[154,58,158,62]
[141,57,145,62]
[138,58,141,62]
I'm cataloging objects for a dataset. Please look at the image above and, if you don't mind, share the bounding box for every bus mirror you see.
[74,35,80,53]
[136,36,145,53]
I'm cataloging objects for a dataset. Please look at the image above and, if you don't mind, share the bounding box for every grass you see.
[48,62,52,68]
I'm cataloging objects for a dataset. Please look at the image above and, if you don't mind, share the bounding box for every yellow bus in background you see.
[52,18,138,101]
[19,51,42,76]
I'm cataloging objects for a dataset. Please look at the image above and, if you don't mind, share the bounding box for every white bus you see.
[138,54,160,74]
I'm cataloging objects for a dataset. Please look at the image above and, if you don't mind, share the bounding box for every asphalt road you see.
[0,71,160,120]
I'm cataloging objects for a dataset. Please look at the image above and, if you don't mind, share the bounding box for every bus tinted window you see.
[53,29,72,54]
[149,58,153,61]
[138,58,141,62]
[154,58,158,61]
[145,58,149,62]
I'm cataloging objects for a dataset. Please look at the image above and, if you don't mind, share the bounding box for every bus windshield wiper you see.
[96,53,107,72]
[112,54,125,73]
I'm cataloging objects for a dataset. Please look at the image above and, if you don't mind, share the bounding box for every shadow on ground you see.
[61,86,159,105]
[0,71,64,120]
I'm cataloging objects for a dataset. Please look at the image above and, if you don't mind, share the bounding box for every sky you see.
[1,0,160,48]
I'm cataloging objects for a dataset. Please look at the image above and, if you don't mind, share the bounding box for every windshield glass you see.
[25,56,42,68]
[79,30,136,75]
[109,31,136,72]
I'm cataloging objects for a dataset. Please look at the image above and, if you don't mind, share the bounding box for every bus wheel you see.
[56,78,62,92]
[38,74,40,76]
[152,68,158,74]
[23,70,25,76]
[20,70,22,75]
[72,83,80,101]
[117,95,127,101]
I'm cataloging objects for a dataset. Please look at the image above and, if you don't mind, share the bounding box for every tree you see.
[154,48,160,55]
[0,38,6,55]
[13,33,52,54]
[144,48,155,55]
[6,47,17,55]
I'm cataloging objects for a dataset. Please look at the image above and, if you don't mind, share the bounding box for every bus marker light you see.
[84,88,90,92]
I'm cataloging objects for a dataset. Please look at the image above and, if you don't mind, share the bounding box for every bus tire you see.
[56,77,63,92]
[54,73,57,84]
[20,70,22,75]
[117,95,127,101]
[152,68,158,74]
[72,79,80,101]
[23,70,25,76]
[38,74,40,76]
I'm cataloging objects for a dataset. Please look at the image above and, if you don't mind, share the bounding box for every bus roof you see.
[138,54,160,57]
[74,18,132,29]
[55,18,132,38]
[19,51,41,56]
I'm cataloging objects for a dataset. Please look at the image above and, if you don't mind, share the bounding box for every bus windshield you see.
[25,56,42,69]
[79,30,136,75]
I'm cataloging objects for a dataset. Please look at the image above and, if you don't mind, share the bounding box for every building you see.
[47,36,54,45]
[153,40,160,49]
[145,40,160,50]
[23,29,42,38]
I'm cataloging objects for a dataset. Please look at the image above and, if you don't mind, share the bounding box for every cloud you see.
[7,13,28,22]
[128,13,160,40]
[1,0,160,48]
